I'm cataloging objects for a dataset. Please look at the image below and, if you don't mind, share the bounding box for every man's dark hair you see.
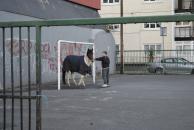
[103,51,107,55]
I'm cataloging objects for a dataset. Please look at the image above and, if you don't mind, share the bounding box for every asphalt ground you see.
[42,75,194,130]
[1,74,194,130]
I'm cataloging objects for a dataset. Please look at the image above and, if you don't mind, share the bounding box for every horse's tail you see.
[62,59,67,85]
[62,68,66,85]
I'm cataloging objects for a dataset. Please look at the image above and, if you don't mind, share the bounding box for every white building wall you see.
[99,0,174,50]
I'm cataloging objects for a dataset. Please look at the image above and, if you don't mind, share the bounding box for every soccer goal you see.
[57,40,95,90]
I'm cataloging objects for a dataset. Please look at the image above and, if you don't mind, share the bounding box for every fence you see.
[116,50,194,74]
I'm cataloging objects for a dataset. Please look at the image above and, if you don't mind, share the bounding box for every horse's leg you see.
[78,75,82,86]
[82,76,86,87]
[72,73,77,86]
[67,71,71,86]
[78,75,85,87]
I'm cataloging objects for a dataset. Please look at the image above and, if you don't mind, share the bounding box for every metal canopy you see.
[0,14,194,27]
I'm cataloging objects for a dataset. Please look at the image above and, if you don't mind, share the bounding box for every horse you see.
[62,48,93,87]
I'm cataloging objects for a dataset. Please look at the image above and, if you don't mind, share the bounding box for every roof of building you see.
[0,0,100,20]
[68,0,100,10]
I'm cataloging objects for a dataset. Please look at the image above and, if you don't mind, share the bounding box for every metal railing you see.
[0,26,41,130]
[116,50,194,74]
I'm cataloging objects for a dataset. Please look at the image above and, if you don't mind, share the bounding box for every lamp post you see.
[120,0,124,74]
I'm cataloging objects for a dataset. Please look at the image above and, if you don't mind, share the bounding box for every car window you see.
[163,58,173,63]
[177,59,185,63]
[175,58,189,64]
[173,58,179,63]
[180,58,190,63]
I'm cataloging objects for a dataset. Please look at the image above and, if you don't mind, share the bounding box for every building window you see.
[106,24,120,31]
[144,0,159,2]
[176,22,182,26]
[175,27,191,37]
[176,45,182,50]
[103,0,119,4]
[144,0,156,1]
[183,45,191,55]
[176,21,190,26]
[103,0,108,3]
[144,23,161,29]
[193,45,194,56]
[144,44,161,54]
[176,45,192,56]
[176,45,183,55]
[116,44,119,50]
[176,44,194,59]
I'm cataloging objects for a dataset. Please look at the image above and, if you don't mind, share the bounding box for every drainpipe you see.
[172,0,175,50]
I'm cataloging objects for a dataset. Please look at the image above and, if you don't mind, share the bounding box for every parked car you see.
[147,57,194,74]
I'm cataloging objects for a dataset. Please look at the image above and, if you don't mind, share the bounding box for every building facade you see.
[174,0,194,53]
[99,0,194,53]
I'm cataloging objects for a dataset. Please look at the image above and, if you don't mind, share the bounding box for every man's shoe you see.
[101,84,108,88]
[106,84,110,87]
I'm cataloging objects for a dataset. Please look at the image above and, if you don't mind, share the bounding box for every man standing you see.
[95,51,110,88]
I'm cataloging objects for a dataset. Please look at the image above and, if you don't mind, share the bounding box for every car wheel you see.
[155,68,163,74]
[191,69,194,75]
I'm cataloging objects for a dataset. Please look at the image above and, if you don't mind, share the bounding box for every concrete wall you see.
[92,29,116,75]
[0,11,116,87]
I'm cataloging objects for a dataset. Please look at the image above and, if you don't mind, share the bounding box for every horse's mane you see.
[84,55,93,66]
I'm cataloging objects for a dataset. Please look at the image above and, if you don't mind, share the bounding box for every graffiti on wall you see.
[4,39,92,73]
[5,39,51,59]
[58,42,90,63]
[41,42,51,59]
[5,39,34,56]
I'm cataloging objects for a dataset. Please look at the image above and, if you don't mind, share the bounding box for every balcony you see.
[175,27,194,41]
[175,0,194,13]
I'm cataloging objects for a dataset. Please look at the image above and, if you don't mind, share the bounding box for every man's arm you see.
[95,56,104,61]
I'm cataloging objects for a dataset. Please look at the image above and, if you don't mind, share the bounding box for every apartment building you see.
[99,0,194,53]
[175,0,194,53]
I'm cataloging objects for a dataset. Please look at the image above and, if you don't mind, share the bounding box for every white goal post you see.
[57,40,96,90]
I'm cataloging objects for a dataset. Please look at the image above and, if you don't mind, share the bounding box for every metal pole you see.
[27,27,32,130]
[11,27,14,130]
[2,27,6,130]
[120,0,124,74]
[19,27,23,130]
[36,26,42,130]
[162,35,165,58]
[92,44,96,84]
[57,40,61,90]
